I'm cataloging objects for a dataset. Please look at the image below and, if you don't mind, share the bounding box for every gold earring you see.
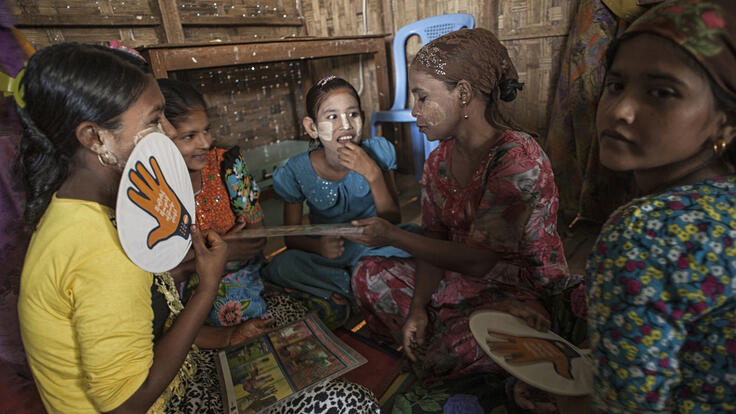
[713,139,727,156]
[462,100,469,119]
[97,153,107,166]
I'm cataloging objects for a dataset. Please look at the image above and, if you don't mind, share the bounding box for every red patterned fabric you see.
[195,149,237,235]
[422,130,567,299]
[352,130,567,381]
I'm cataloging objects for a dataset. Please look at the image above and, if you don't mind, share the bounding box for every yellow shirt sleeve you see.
[19,197,157,413]
[71,246,155,412]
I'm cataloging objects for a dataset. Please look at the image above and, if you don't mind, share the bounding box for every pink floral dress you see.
[352,130,568,380]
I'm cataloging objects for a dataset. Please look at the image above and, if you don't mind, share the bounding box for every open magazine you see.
[217,314,367,414]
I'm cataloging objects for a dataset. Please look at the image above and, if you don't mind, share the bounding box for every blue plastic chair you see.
[370,14,475,181]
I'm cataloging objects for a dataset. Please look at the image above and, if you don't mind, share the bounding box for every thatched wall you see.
[10,0,578,171]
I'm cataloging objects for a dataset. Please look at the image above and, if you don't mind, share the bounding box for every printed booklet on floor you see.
[217,313,367,414]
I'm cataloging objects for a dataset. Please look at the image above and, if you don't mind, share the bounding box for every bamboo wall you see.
[10,0,579,172]
[302,0,577,171]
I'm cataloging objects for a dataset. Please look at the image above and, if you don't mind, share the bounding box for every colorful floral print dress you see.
[587,177,736,413]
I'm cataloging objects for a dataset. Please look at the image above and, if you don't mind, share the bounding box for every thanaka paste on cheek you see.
[423,101,446,127]
[354,117,362,141]
[317,121,333,142]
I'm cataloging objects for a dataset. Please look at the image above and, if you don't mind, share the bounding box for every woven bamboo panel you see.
[498,0,575,40]
[11,0,164,47]
[12,0,311,153]
[19,27,161,47]
[11,0,154,17]
[177,61,307,151]
[502,35,567,137]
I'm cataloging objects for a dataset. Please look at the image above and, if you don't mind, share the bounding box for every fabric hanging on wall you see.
[544,0,647,225]
[0,2,33,378]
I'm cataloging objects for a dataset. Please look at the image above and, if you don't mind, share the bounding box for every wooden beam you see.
[146,37,387,72]
[156,0,185,43]
[498,26,569,41]
[180,16,303,27]
[14,15,160,27]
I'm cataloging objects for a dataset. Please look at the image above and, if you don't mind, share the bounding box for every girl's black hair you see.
[157,78,207,128]
[605,33,736,166]
[16,42,152,227]
[305,77,363,120]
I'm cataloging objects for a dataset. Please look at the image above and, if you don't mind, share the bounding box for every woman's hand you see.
[191,224,228,291]
[345,216,396,247]
[229,317,274,347]
[508,300,551,332]
[337,142,381,182]
[402,308,429,362]
[513,380,559,414]
[319,236,344,259]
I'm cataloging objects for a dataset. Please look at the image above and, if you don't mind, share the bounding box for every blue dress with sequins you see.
[263,136,413,299]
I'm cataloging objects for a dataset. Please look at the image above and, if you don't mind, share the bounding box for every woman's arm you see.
[348,217,499,277]
[370,169,401,224]
[402,258,443,361]
[194,317,272,349]
[105,226,226,413]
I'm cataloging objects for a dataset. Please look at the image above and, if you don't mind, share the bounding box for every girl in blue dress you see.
[263,76,411,327]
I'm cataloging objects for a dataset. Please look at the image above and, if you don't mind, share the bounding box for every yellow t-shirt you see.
[18,195,154,413]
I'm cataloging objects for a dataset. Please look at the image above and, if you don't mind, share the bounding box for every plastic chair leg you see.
[410,122,425,181]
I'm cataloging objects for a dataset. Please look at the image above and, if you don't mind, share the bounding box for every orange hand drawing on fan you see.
[127,156,192,249]
[486,331,581,380]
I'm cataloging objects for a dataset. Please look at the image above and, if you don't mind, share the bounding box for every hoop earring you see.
[713,139,727,156]
[97,151,116,167]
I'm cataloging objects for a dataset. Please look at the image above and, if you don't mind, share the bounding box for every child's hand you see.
[191,224,228,291]
[337,142,381,182]
[319,236,344,259]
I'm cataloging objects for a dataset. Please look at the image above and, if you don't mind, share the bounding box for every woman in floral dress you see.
[584,1,736,412]
[347,28,569,383]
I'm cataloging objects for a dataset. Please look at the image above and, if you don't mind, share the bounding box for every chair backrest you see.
[389,14,475,111]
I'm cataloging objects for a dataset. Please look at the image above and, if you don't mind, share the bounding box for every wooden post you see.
[372,37,391,110]
[156,0,185,43]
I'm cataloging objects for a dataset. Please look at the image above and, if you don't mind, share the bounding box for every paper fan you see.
[116,132,195,273]
[469,310,593,396]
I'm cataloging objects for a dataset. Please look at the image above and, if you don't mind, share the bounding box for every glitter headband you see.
[107,40,146,63]
[414,46,447,77]
[317,75,336,87]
